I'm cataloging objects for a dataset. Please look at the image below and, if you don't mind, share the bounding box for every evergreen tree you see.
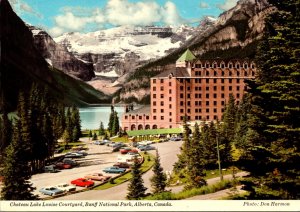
[88,130,93,139]
[92,132,98,140]
[150,150,167,194]
[63,129,72,144]
[1,120,37,200]
[108,105,115,135]
[202,122,218,169]
[127,158,147,199]
[186,123,207,189]
[0,110,12,155]
[71,106,81,141]
[111,111,120,136]
[98,121,105,136]
[65,107,73,141]
[240,0,300,199]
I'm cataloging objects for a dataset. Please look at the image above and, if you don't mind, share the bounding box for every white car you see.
[54,183,76,192]
[138,140,153,145]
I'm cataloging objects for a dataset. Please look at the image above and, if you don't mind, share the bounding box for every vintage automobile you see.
[113,162,131,169]
[84,173,111,181]
[139,145,156,151]
[102,166,126,174]
[39,186,64,196]
[54,162,72,169]
[54,183,76,192]
[64,152,83,158]
[70,178,94,187]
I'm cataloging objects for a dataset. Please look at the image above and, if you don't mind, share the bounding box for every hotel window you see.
[206,71,210,76]
[180,79,184,83]
[160,101,164,106]
[206,63,210,68]
[221,101,225,106]
[195,109,198,113]
[214,115,218,120]
[214,101,217,106]
[222,71,225,76]
[214,86,217,91]
[229,86,232,91]
[161,116,164,120]
[198,87,202,91]
[153,116,157,120]
[180,109,184,113]
[180,86,184,91]
[206,115,209,120]
[132,116,135,120]
[206,108,210,113]
[169,97,172,101]
[214,108,217,113]
[153,79,156,83]
[139,116,142,120]
[161,109,164,113]
[237,86,240,91]
[237,93,240,99]
[206,79,209,83]
[180,116,184,120]
[195,116,199,120]
[195,94,198,98]
[169,89,172,94]
[236,64,240,69]
[160,86,164,91]
[169,119,172,122]
[199,94,202,98]
[187,94,191,99]
[221,79,225,83]
[169,104,172,109]
[146,116,149,120]
[221,63,225,68]
[199,116,202,120]
[252,71,255,76]
[169,82,172,86]
[214,93,217,98]
[237,71,240,76]
[180,101,184,106]
[187,116,191,120]
[186,79,190,83]
[153,109,156,113]
[229,79,232,83]
[199,101,202,106]
[153,94,156,99]
[206,86,209,91]
[161,94,164,98]
[206,101,209,106]
[153,86,156,91]
[222,108,225,112]
[199,109,202,112]
[237,79,240,83]
[229,63,233,68]
[214,78,217,83]
[206,94,209,98]
[160,79,164,83]
[169,112,172,116]
[229,71,232,77]
[180,93,184,98]
[187,101,191,106]
[195,101,198,106]
[187,109,191,113]
[221,86,225,91]
[214,71,217,76]
[153,101,156,106]
[213,63,217,68]
[221,93,225,98]
[251,64,255,69]
[125,116,128,120]
[244,63,248,69]
[187,86,191,91]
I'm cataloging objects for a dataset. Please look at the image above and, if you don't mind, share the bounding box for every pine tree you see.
[150,150,167,194]
[71,106,81,141]
[111,111,120,136]
[0,110,12,155]
[108,105,115,135]
[0,120,37,200]
[92,132,97,140]
[240,0,300,199]
[186,123,207,189]
[202,122,218,169]
[98,121,105,136]
[127,158,147,199]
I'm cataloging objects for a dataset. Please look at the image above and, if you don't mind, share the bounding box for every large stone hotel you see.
[122,49,256,131]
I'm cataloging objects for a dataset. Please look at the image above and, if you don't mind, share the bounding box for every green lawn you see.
[94,152,155,190]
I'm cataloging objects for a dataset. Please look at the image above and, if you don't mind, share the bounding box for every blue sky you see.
[8,0,239,37]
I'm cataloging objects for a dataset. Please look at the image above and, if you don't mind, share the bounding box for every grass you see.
[94,152,155,190]
[144,179,234,200]
[110,136,129,143]
[168,167,239,186]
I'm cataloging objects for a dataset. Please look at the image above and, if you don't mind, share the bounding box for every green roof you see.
[126,128,182,137]
[176,49,196,62]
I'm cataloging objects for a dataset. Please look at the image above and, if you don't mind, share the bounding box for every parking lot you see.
[31,142,125,198]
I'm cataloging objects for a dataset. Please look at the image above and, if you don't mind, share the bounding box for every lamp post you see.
[216,132,223,181]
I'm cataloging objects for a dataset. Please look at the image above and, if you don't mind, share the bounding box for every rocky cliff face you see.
[29,27,95,81]
[118,0,274,103]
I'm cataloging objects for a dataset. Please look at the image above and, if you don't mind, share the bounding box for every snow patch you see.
[95,69,119,77]
[45,58,52,66]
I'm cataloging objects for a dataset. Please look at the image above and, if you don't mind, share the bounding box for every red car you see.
[120,147,138,154]
[113,162,131,168]
[55,162,72,169]
[71,178,94,187]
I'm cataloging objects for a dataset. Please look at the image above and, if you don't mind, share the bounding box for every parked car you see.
[138,140,153,145]
[120,147,135,154]
[139,145,156,151]
[74,150,88,156]
[170,136,182,141]
[113,162,131,168]
[55,162,72,169]
[84,173,111,181]
[101,140,110,145]
[126,152,140,156]
[39,186,64,196]
[93,141,101,145]
[107,141,116,147]
[71,178,94,187]
[44,165,58,173]
[62,158,78,166]
[54,183,76,192]
[103,166,126,174]
[64,152,83,158]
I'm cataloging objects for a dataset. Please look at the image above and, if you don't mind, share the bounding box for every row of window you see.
[180,108,226,114]
[194,70,255,77]
[180,115,220,121]
[180,85,242,93]
[124,115,150,120]
[194,62,255,69]
[193,78,241,84]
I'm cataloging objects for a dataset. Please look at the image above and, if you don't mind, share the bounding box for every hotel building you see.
[122,49,256,131]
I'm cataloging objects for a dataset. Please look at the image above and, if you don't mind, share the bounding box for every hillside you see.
[0,0,110,111]
[118,0,273,103]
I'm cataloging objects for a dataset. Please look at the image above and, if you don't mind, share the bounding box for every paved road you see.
[56,141,183,200]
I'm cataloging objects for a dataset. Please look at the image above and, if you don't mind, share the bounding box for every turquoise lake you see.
[79,106,125,130]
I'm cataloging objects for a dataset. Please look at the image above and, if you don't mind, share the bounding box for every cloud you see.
[199,1,209,9]
[49,0,184,37]
[8,0,42,18]
[216,0,238,11]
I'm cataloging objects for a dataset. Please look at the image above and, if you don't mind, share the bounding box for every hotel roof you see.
[152,67,190,78]
[176,49,196,62]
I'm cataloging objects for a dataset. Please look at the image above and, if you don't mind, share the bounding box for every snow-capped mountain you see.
[53,21,215,77]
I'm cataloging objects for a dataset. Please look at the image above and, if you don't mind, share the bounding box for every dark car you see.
[113,162,131,169]
[103,166,126,174]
